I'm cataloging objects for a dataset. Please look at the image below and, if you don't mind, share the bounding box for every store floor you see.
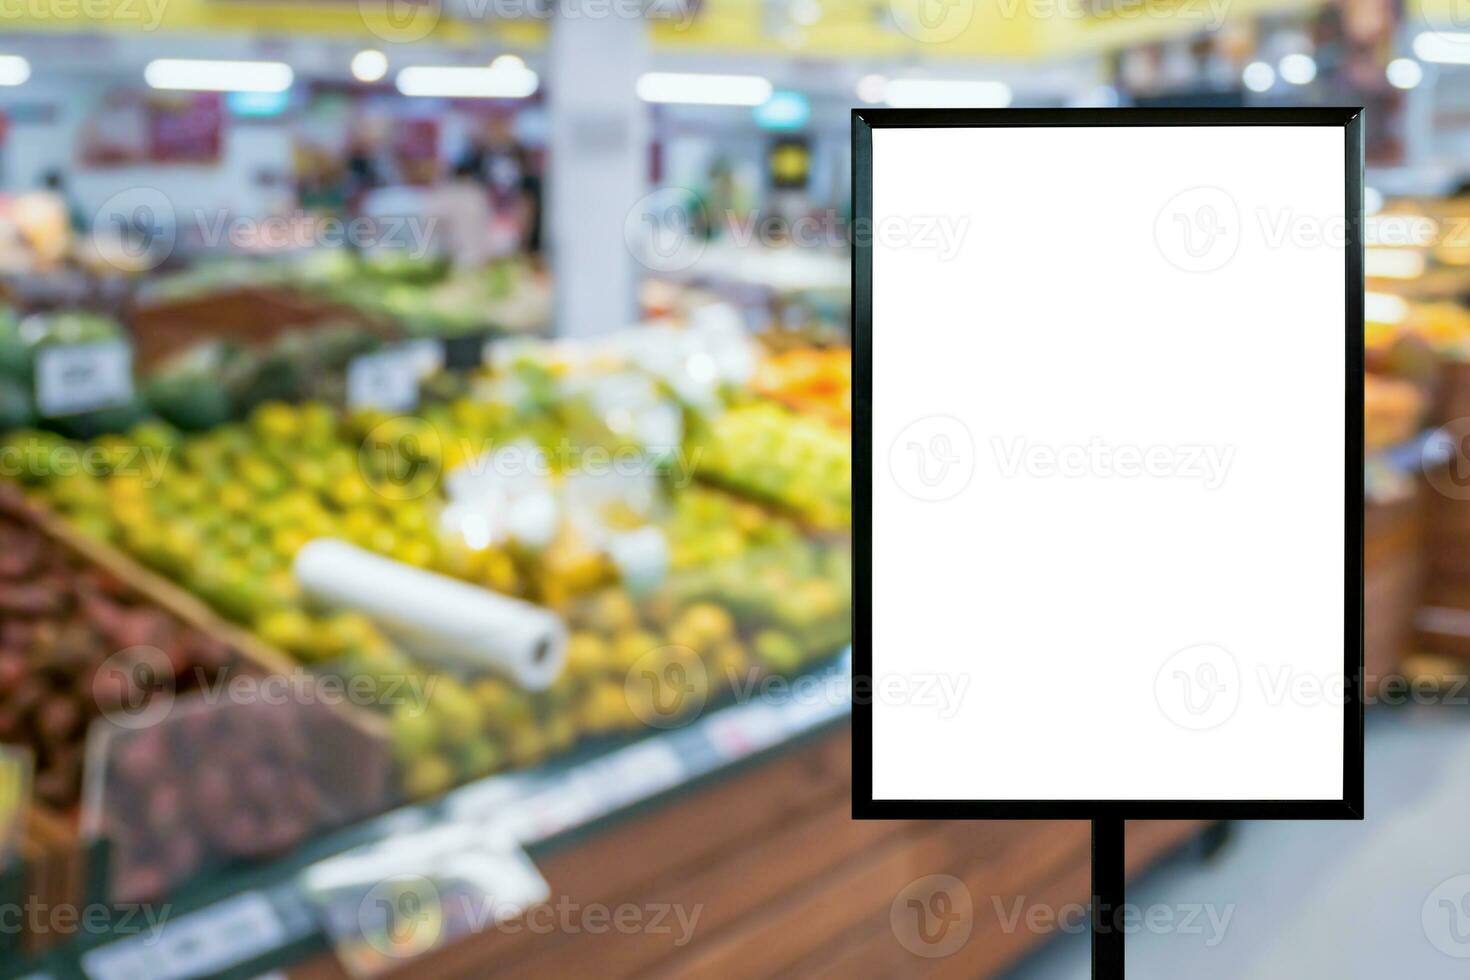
[1007,707,1470,979]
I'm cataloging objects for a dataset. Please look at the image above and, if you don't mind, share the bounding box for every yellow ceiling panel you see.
[655,0,1329,59]
[0,0,543,44]
[0,0,1327,60]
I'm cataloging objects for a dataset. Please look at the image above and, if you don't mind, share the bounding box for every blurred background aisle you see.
[0,1,1464,978]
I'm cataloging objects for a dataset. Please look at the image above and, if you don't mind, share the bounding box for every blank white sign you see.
[870,125,1348,802]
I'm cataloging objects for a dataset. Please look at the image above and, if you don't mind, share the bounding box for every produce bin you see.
[0,488,393,912]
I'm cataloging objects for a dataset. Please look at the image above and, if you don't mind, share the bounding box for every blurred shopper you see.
[9,171,77,269]
[454,116,543,255]
[423,160,497,269]
[41,171,89,237]
[343,131,385,216]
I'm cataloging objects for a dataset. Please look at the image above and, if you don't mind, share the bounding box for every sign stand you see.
[1092,819,1125,978]
[853,107,1365,980]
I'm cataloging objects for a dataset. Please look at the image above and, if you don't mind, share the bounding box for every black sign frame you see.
[851,107,1365,824]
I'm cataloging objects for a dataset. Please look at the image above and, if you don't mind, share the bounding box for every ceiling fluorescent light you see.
[882,79,1012,108]
[636,72,773,106]
[0,56,30,87]
[145,59,294,93]
[1413,32,1470,64]
[396,64,540,99]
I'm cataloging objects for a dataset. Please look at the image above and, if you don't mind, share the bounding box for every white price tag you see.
[303,837,547,978]
[82,892,287,980]
[401,339,445,379]
[348,348,421,412]
[34,342,133,417]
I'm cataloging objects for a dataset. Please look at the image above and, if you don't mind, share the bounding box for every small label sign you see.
[348,349,421,412]
[34,342,133,417]
[81,892,288,980]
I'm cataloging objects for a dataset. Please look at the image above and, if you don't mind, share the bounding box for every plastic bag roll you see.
[293,539,567,690]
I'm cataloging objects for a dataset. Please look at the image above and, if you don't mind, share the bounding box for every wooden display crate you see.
[18,806,87,955]
[23,495,391,771]
[129,286,395,371]
[3,493,393,906]
[290,730,1206,980]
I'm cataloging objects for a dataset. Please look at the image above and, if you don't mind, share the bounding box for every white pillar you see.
[547,14,648,337]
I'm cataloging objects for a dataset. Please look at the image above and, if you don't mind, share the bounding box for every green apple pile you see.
[692,401,851,530]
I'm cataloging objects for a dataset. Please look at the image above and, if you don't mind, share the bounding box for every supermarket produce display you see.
[5,382,853,788]
[0,294,858,968]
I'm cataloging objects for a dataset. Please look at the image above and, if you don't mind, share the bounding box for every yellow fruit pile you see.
[5,394,855,801]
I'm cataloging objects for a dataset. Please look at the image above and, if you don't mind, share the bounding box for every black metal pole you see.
[1091,818,1125,979]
